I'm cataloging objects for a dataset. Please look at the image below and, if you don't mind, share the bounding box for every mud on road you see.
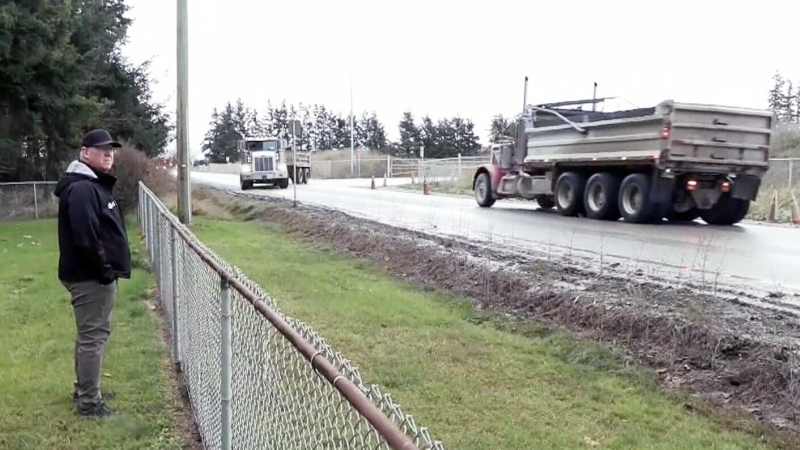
[195,186,800,445]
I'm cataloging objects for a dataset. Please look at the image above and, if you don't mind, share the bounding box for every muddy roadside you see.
[189,186,800,447]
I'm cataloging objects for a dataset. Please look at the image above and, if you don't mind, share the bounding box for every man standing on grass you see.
[54,129,131,418]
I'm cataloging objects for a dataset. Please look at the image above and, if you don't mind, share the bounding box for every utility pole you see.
[176,0,191,224]
[350,72,354,177]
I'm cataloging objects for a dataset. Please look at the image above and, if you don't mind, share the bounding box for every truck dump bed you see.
[522,100,772,176]
[284,149,311,167]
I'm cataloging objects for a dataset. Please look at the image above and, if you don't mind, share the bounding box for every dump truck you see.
[473,79,773,225]
[238,136,311,190]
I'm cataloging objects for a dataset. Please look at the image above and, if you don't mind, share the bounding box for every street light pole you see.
[350,72,354,177]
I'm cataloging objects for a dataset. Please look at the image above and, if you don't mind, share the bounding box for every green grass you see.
[0,218,187,450]
[191,216,780,450]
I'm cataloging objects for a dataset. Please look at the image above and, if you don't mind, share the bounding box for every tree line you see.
[200,99,483,163]
[767,70,800,124]
[0,0,172,181]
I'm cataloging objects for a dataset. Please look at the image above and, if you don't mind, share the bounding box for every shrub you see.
[112,144,175,217]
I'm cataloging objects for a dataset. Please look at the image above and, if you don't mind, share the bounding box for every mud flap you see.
[731,175,761,201]
[649,171,675,204]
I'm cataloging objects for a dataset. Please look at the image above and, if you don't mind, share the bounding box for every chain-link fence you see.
[0,181,58,222]
[749,158,799,221]
[762,158,799,191]
[311,157,390,179]
[138,181,444,450]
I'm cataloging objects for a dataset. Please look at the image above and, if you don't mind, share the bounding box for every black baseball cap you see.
[81,129,122,148]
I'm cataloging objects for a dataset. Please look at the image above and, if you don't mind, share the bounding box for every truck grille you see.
[253,156,274,172]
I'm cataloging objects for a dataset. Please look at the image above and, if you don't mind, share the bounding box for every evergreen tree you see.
[0,0,173,180]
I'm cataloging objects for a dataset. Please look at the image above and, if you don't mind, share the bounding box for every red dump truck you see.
[473,79,773,225]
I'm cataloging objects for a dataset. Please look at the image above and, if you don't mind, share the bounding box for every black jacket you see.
[54,160,132,284]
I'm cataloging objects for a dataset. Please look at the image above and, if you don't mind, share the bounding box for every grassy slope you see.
[0,218,187,450]
[191,215,776,450]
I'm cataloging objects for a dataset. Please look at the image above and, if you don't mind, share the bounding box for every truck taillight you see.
[721,181,731,192]
[661,126,671,139]
[686,179,698,191]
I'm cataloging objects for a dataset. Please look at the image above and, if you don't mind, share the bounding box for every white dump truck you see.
[473,79,773,225]
[237,136,311,190]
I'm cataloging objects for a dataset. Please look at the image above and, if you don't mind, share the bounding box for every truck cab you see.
[238,136,290,190]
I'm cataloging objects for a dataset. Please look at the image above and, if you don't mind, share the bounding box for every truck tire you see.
[474,172,496,207]
[583,172,621,221]
[700,194,749,225]
[618,173,660,223]
[304,168,310,183]
[278,178,289,189]
[240,179,252,190]
[555,172,586,217]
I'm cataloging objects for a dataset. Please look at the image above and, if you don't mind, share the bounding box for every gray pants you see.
[62,280,117,410]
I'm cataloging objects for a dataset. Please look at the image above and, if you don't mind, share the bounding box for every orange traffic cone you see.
[791,190,800,225]
[371,176,375,190]
[423,179,429,195]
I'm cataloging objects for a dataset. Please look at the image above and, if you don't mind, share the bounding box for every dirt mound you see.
[202,187,800,447]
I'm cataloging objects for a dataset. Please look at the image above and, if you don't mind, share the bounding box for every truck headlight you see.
[278,162,287,172]
[241,164,251,173]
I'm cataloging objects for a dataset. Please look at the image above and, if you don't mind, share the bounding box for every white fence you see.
[389,155,488,183]
[192,154,489,182]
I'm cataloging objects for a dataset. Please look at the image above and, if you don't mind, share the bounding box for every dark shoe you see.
[77,402,113,418]
[72,390,116,402]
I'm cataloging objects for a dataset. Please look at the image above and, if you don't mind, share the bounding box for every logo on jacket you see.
[108,201,116,210]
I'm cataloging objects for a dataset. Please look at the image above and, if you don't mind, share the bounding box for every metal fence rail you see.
[390,155,488,181]
[137,181,444,450]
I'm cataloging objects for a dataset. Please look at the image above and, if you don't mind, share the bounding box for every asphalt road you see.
[190,171,800,306]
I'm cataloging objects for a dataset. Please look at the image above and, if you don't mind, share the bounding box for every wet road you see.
[190,171,800,302]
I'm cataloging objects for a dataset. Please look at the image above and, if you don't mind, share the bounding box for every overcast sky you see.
[122,0,800,157]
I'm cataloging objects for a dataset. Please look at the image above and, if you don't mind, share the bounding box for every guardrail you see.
[137,181,444,450]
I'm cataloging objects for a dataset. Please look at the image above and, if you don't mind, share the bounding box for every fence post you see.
[790,159,793,190]
[170,226,181,367]
[387,155,392,178]
[155,209,162,295]
[148,201,155,266]
[220,276,232,450]
[32,182,39,219]
[458,153,462,178]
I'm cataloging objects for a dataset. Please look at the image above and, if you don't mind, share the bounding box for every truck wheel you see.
[278,178,289,189]
[304,168,310,183]
[583,172,621,221]
[474,172,496,207]
[555,172,586,217]
[618,173,659,223]
[700,194,749,225]
[240,179,251,190]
